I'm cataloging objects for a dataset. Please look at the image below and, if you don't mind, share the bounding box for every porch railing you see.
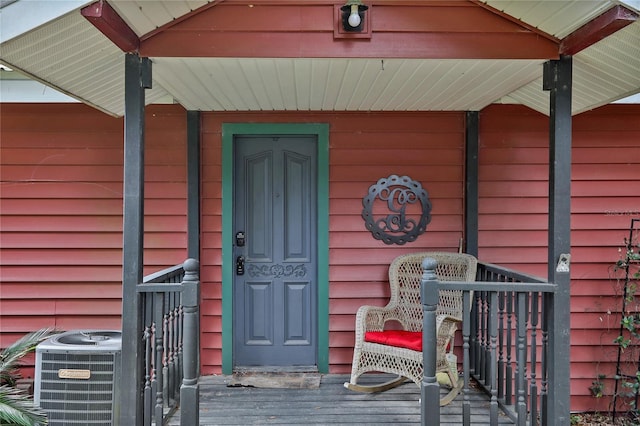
[137,258,200,426]
[421,260,558,426]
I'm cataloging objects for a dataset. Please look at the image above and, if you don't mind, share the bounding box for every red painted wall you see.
[2,102,639,413]
[0,103,188,359]
[479,104,640,413]
[198,111,467,372]
[140,2,557,60]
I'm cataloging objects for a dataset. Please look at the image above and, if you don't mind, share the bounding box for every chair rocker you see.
[344,252,478,406]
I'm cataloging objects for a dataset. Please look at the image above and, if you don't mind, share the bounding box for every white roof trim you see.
[0,0,92,44]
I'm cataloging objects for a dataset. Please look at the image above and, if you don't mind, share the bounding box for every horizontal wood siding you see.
[4,102,638,414]
[478,104,640,413]
[141,2,557,59]
[477,105,549,277]
[200,111,465,374]
[0,104,188,356]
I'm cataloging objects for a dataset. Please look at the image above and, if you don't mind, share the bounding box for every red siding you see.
[0,104,189,354]
[479,104,640,412]
[199,111,466,374]
[141,2,558,59]
[2,102,640,414]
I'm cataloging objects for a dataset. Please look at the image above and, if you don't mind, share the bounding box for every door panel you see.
[234,135,317,367]
[245,281,273,345]
[246,152,273,261]
[284,281,311,345]
[284,152,310,261]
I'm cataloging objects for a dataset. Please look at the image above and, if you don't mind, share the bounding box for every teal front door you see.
[233,135,318,367]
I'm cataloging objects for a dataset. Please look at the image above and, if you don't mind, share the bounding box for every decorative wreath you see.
[362,175,432,245]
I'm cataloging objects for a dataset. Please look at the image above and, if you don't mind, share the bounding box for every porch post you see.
[180,258,201,426]
[465,111,479,257]
[186,110,201,387]
[421,258,440,426]
[186,111,201,260]
[120,53,151,425]
[543,55,572,426]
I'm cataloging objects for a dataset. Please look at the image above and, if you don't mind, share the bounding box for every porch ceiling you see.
[151,57,544,112]
[0,0,638,117]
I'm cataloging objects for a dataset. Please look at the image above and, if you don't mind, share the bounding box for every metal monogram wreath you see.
[362,175,432,245]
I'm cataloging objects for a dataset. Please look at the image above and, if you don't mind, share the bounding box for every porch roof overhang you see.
[0,0,638,117]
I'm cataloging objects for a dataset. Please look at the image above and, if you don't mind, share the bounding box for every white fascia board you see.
[0,0,93,44]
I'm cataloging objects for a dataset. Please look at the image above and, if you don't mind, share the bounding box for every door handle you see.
[236,255,245,275]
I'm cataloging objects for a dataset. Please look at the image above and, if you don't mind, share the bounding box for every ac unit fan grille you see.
[38,352,117,425]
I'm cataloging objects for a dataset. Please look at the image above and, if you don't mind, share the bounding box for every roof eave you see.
[0,0,92,43]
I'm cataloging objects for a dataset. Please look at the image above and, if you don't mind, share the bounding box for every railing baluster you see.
[480,291,488,384]
[463,290,471,426]
[506,291,513,406]
[166,295,175,406]
[143,299,153,426]
[172,292,178,401]
[472,291,481,376]
[540,293,550,426]
[516,292,527,426]
[529,292,539,425]
[154,292,165,424]
[498,291,505,400]
[524,290,530,411]
[163,307,171,412]
[177,301,184,396]
[489,291,499,424]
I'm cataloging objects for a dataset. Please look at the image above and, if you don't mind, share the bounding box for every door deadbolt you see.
[235,231,245,247]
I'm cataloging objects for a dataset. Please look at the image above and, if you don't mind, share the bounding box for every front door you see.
[233,135,317,367]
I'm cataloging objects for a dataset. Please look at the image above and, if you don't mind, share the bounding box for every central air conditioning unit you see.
[34,330,122,426]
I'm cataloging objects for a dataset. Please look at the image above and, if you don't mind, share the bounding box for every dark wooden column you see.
[420,258,440,425]
[465,111,479,257]
[185,110,201,393]
[120,53,151,425]
[187,111,201,260]
[543,55,572,426]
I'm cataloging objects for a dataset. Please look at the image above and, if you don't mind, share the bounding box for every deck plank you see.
[167,374,514,425]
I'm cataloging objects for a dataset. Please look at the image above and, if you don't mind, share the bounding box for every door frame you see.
[221,122,329,374]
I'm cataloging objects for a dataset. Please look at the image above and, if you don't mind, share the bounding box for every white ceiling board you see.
[483,0,616,38]
[152,57,545,112]
[497,20,640,115]
[497,83,550,115]
[0,0,92,43]
[0,9,171,116]
[110,0,210,36]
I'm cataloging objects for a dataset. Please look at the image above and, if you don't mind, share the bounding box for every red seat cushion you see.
[364,330,422,352]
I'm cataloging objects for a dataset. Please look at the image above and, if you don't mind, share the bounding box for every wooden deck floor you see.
[167,374,515,425]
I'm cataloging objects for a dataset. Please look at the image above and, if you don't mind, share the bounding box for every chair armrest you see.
[436,314,461,355]
[353,305,401,344]
[436,314,461,329]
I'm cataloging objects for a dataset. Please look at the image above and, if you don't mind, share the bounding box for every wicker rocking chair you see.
[344,252,478,405]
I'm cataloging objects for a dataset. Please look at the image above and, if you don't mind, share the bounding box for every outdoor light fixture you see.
[341,0,368,32]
